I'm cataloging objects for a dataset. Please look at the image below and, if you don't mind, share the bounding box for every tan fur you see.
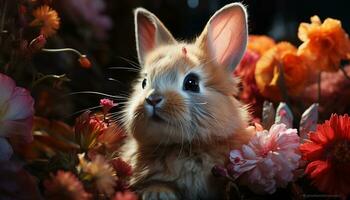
[122,3,251,200]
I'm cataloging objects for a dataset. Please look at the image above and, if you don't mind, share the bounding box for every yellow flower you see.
[30,6,60,37]
[298,16,350,72]
[255,42,309,101]
[77,154,117,197]
[247,35,276,55]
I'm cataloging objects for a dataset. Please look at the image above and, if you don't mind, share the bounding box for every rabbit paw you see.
[141,185,178,200]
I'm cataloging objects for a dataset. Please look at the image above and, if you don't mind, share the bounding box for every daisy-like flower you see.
[298,16,350,72]
[300,114,350,196]
[0,73,34,160]
[30,5,60,37]
[228,123,301,194]
[44,170,91,200]
[77,154,117,197]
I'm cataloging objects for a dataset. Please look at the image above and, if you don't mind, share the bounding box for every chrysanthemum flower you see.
[44,170,91,200]
[100,98,117,115]
[77,154,117,197]
[0,73,34,160]
[300,114,350,196]
[298,16,350,72]
[228,123,301,194]
[255,42,309,101]
[30,6,60,37]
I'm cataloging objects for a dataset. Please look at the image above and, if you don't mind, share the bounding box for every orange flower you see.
[255,42,309,101]
[298,16,350,72]
[247,35,276,55]
[30,6,60,37]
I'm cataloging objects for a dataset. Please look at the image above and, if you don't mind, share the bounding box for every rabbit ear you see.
[134,8,176,65]
[196,3,248,71]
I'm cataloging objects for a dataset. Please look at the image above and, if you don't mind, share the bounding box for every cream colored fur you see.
[121,3,251,200]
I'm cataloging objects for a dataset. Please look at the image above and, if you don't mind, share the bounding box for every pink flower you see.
[228,123,301,194]
[113,191,138,200]
[100,98,117,115]
[0,73,34,160]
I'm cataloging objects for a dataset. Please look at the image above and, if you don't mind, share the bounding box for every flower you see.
[0,73,34,160]
[111,158,132,178]
[255,42,309,101]
[74,111,107,151]
[298,16,350,72]
[300,67,350,121]
[247,35,276,56]
[30,6,60,37]
[97,124,126,149]
[234,50,264,119]
[77,154,117,197]
[234,36,275,119]
[29,34,46,52]
[78,55,92,68]
[300,114,350,196]
[113,191,138,200]
[100,98,117,115]
[228,123,301,194]
[44,170,91,200]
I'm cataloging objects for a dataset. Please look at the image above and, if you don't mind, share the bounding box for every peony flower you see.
[77,154,117,197]
[30,6,60,37]
[298,16,350,72]
[113,191,138,200]
[44,170,91,200]
[300,114,350,196]
[255,42,309,101]
[228,123,301,194]
[74,111,107,151]
[0,73,34,160]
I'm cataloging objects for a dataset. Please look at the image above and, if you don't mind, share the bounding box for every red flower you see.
[113,191,138,200]
[300,114,350,196]
[44,170,91,200]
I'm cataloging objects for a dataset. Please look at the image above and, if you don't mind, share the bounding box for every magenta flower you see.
[228,123,301,194]
[100,98,117,115]
[0,73,34,160]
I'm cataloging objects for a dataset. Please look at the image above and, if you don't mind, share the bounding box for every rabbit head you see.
[124,3,250,145]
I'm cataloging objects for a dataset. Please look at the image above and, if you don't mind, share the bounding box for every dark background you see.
[35,0,350,121]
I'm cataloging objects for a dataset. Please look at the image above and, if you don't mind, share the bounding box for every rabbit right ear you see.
[134,8,176,65]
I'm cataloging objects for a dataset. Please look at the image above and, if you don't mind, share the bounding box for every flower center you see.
[332,140,350,163]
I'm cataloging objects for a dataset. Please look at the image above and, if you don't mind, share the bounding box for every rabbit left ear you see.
[196,3,248,71]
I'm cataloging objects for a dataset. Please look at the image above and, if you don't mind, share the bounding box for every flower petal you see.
[3,87,34,120]
[0,74,15,107]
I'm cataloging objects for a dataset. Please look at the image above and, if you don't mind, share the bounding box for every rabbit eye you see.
[183,73,199,92]
[142,78,147,89]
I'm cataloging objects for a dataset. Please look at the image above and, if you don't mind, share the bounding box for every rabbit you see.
[121,3,252,200]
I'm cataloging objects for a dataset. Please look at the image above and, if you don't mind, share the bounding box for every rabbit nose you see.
[145,94,163,106]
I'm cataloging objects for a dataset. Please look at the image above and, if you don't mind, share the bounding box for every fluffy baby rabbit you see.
[122,3,252,200]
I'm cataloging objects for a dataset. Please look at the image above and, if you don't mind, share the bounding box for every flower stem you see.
[42,48,84,57]
[31,74,70,89]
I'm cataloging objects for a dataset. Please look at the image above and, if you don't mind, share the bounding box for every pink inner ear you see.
[138,15,156,55]
[209,7,246,68]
